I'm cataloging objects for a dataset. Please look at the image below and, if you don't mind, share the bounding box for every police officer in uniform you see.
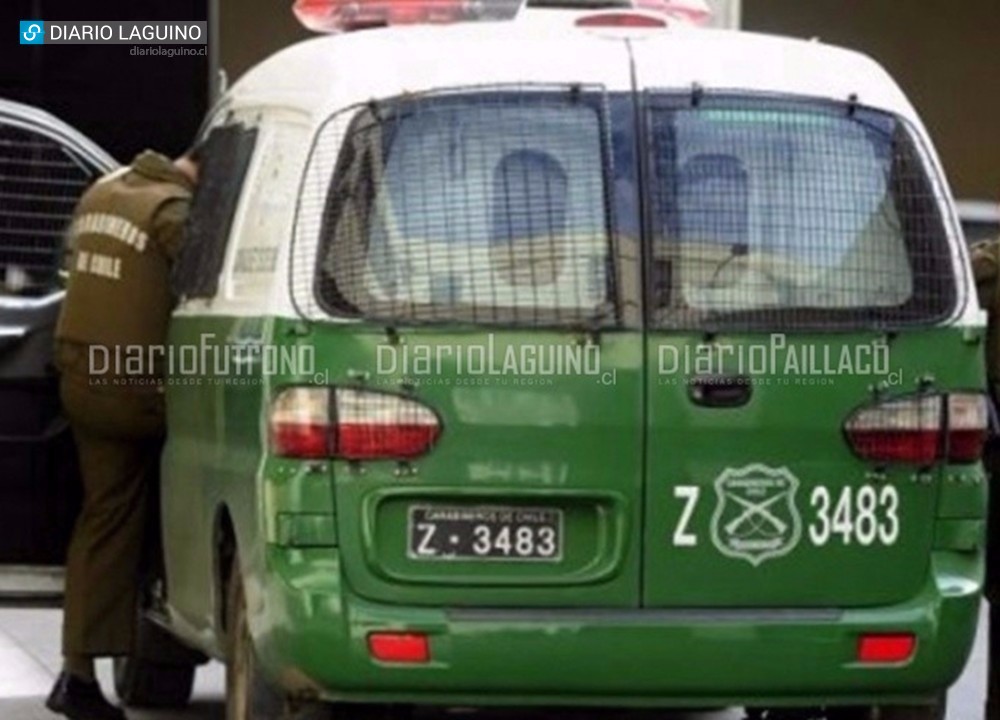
[971,224,1000,720]
[45,150,197,720]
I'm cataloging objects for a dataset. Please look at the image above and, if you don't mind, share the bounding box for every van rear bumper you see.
[254,548,981,708]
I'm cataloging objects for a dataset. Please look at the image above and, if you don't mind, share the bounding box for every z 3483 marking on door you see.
[670,483,901,554]
[808,485,899,547]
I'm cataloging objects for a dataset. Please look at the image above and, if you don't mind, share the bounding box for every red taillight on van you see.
[336,388,441,460]
[269,387,441,460]
[270,387,333,459]
[844,395,943,465]
[844,393,988,465]
[947,393,991,462]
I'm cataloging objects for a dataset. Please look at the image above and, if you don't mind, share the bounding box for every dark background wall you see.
[216,1,999,199]
[0,0,210,162]
[743,0,1000,199]
[219,0,307,84]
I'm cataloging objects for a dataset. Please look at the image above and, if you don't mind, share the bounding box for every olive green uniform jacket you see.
[55,151,193,656]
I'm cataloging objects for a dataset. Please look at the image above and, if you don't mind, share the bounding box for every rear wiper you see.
[576,301,617,341]
[708,243,750,287]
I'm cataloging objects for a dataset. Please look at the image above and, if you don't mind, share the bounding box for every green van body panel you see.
[161,313,985,707]
[162,316,274,639]
[250,546,979,708]
[644,330,985,608]
[321,326,644,608]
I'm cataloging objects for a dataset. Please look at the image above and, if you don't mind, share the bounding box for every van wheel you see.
[227,555,287,720]
[113,579,202,709]
[113,656,195,708]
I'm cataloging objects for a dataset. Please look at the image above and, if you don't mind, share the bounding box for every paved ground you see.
[0,606,987,720]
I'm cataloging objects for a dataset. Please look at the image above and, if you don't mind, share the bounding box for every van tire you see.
[113,577,203,709]
[226,554,287,720]
[113,656,196,708]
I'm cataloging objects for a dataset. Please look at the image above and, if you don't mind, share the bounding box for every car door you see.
[0,99,117,597]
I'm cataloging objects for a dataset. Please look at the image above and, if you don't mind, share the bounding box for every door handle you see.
[688,375,752,408]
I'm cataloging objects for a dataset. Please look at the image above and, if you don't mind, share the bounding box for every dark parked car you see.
[0,98,115,597]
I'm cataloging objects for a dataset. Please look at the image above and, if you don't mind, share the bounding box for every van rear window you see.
[313,90,615,327]
[647,97,957,331]
[307,92,957,331]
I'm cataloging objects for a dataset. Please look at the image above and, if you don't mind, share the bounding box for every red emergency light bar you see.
[293,0,713,33]
[293,0,471,33]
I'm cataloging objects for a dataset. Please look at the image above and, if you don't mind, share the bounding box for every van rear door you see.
[636,92,982,608]
[296,84,647,608]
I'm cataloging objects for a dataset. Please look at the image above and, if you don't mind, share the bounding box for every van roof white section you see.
[629,28,916,120]
[226,23,633,118]
[227,23,916,122]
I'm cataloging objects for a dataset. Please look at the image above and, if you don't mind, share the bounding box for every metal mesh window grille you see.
[647,96,958,332]
[296,88,618,327]
[296,91,958,333]
[0,123,98,296]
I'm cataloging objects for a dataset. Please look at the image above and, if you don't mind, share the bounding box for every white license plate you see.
[407,505,563,562]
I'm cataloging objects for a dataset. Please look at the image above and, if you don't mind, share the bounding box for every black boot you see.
[45,672,126,720]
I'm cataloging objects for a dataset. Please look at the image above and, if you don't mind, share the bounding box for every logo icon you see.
[20,20,45,44]
[710,464,802,566]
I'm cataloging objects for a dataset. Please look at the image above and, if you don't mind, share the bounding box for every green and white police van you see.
[41,2,1000,718]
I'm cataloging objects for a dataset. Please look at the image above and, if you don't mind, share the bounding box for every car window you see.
[647,97,956,331]
[312,90,615,327]
[0,122,103,297]
[172,123,258,300]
